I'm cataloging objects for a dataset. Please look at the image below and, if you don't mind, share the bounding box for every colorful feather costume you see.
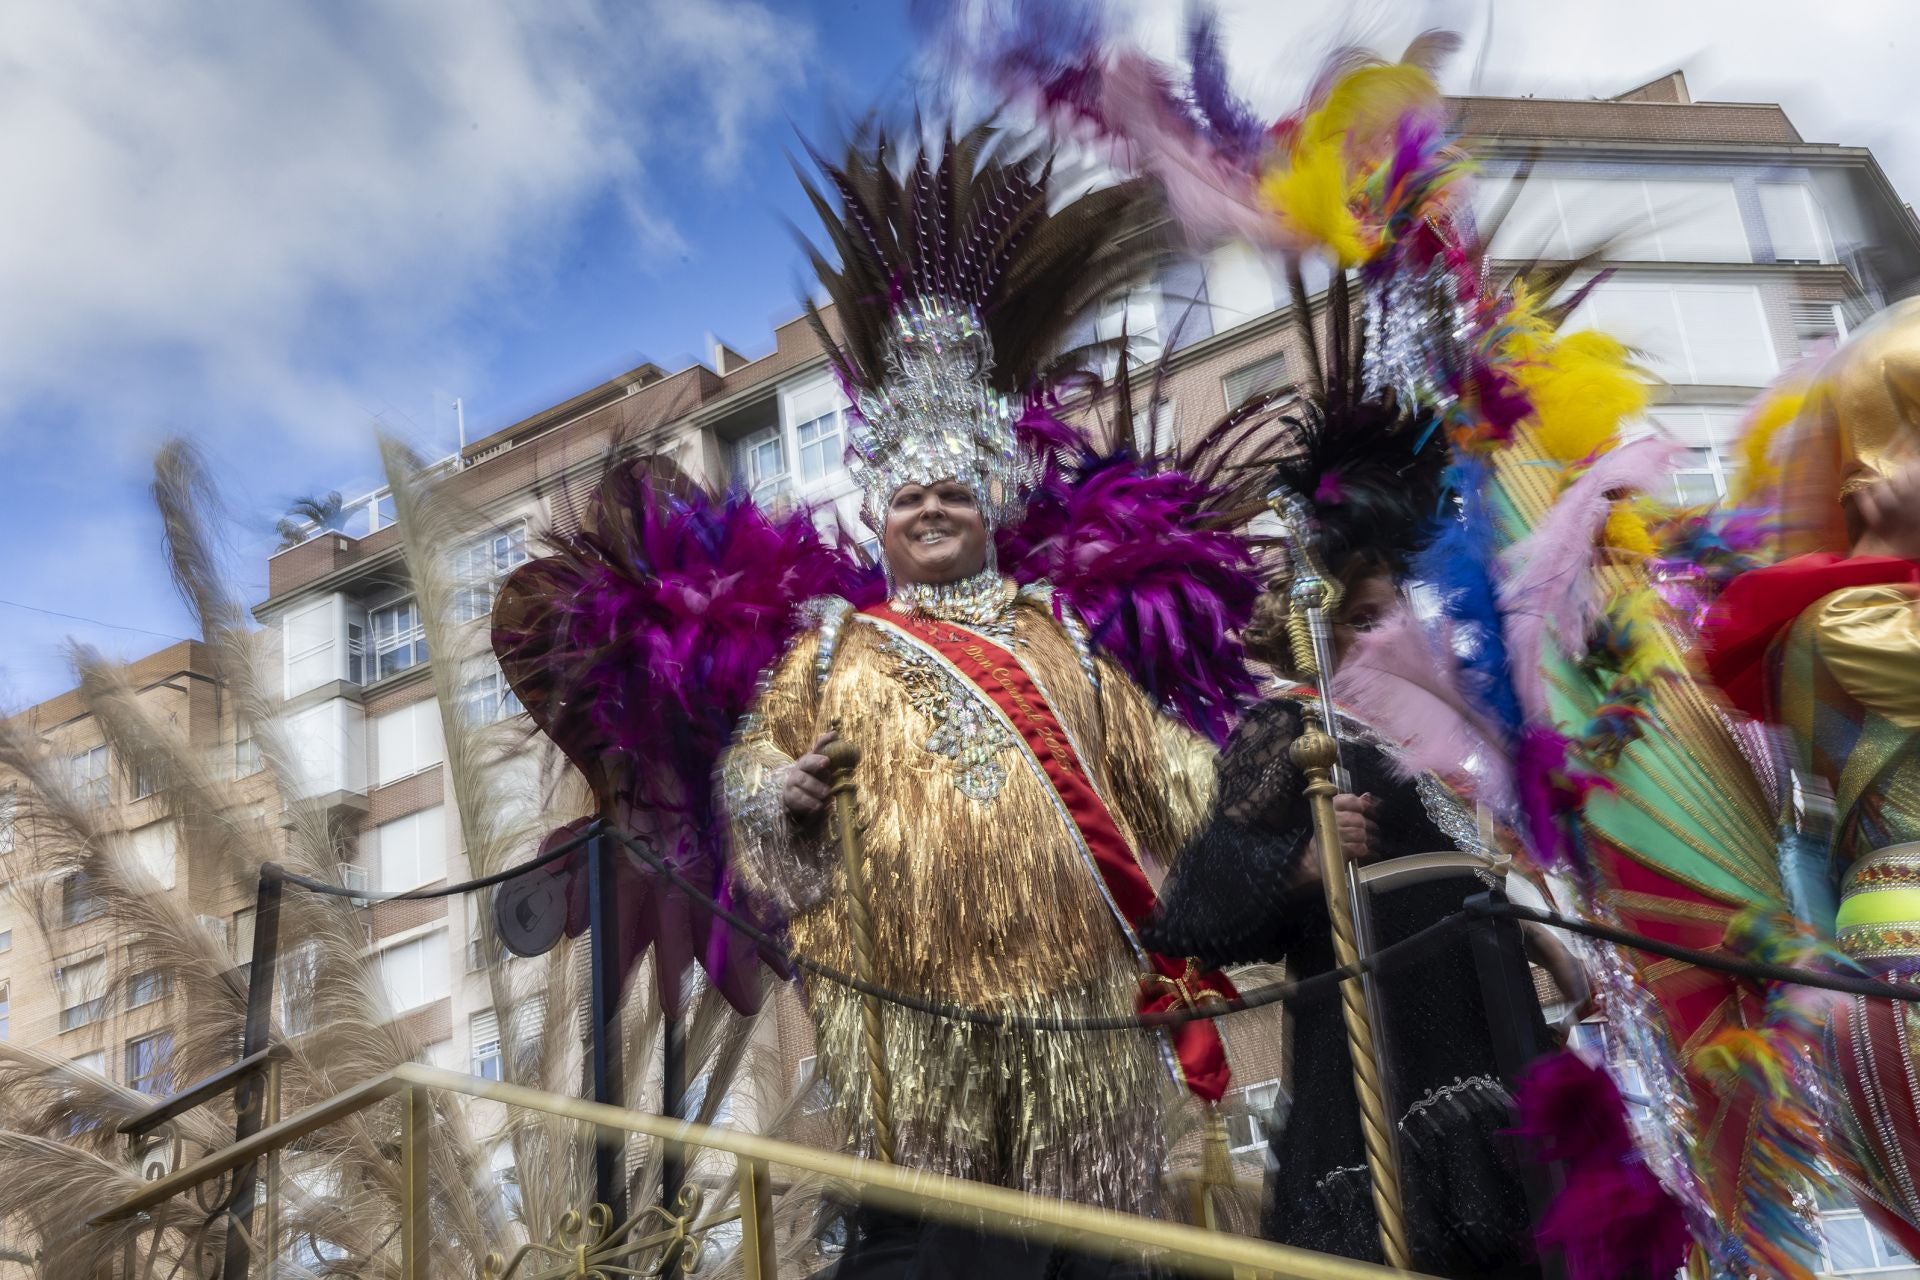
[956,5,1827,1273]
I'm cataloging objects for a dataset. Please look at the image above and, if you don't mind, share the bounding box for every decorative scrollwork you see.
[481,1185,742,1279]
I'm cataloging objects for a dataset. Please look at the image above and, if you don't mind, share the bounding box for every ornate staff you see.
[1274,492,1412,1269]
[822,721,897,1164]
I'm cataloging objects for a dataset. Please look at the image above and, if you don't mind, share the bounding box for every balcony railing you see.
[95,1061,1416,1280]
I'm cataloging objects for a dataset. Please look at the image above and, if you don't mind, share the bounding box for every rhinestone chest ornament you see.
[878,628,1017,803]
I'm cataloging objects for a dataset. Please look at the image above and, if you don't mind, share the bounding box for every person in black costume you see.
[1141,401,1554,1279]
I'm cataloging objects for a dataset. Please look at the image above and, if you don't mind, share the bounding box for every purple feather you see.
[1000,448,1261,744]
[494,465,877,1012]
[1184,11,1266,164]
[1511,1051,1692,1280]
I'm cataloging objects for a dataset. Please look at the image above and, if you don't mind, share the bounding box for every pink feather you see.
[1331,604,1515,816]
[1497,436,1679,720]
[1097,52,1275,248]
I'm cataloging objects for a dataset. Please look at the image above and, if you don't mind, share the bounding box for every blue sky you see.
[2,0,1916,704]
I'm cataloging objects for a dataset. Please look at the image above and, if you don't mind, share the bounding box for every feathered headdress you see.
[797,121,1168,528]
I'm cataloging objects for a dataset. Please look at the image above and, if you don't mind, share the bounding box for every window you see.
[1573,281,1778,387]
[339,861,369,906]
[471,1010,503,1081]
[1642,406,1747,504]
[126,1031,175,1096]
[234,723,261,778]
[1811,1170,1912,1273]
[460,668,524,726]
[737,427,790,505]
[131,762,157,801]
[1132,398,1177,456]
[1203,241,1279,333]
[375,807,446,893]
[792,1054,830,1114]
[1096,286,1164,374]
[491,1144,522,1218]
[1791,300,1845,360]
[1480,176,1749,264]
[346,619,368,685]
[0,982,9,1039]
[57,955,107,1031]
[1225,1079,1286,1154]
[0,929,11,954]
[73,1049,107,1076]
[0,789,14,853]
[281,940,321,1035]
[1759,183,1836,265]
[370,599,428,679]
[466,895,505,971]
[1223,352,1288,410]
[70,746,109,807]
[61,873,104,926]
[376,932,450,1014]
[231,906,256,967]
[795,409,846,485]
[453,525,530,623]
[128,941,169,1008]
[374,700,444,785]
[129,821,178,891]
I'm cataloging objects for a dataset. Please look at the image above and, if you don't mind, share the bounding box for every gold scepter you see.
[822,720,896,1164]
[1274,492,1412,1270]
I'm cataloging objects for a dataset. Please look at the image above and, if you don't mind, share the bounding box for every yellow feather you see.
[1729,386,1807,505]
[1305,63,1440,152]
[1256,138,1368,265]
[1605,505,1658,558]
[1255,62,1441,266]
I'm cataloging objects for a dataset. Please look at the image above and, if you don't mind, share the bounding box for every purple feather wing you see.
[1001,446,1261,744]
[494,460,877,1013]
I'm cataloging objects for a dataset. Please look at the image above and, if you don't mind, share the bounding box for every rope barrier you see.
[270,821,1920,1032]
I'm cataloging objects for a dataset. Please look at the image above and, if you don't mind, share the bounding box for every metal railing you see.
[95,1062,1427,1280]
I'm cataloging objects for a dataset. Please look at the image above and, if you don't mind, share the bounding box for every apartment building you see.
[0,641,278,1179]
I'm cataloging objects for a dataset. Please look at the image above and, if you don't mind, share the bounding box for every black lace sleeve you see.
[1139,700,1320,967]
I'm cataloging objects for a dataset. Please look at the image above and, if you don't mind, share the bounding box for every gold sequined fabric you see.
[721,585,1215,1211]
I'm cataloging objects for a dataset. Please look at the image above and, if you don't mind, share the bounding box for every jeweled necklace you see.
[889,566,1017,629]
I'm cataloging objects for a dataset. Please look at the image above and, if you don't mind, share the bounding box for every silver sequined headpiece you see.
[847,297,1039,530]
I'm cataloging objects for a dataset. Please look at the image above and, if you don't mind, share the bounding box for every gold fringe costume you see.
[722,571,1214,1213]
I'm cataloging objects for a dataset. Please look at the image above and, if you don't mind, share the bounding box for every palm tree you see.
[275,491,346,549]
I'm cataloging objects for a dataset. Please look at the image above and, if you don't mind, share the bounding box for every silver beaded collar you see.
[888,568,1018,631]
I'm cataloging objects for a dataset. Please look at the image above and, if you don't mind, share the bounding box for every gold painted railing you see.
[95,1063,1429,1279]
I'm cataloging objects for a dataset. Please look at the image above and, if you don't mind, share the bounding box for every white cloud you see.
[0,0,816,704]
[0,0,814,451]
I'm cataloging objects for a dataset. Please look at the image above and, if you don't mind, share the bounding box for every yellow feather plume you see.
[1496,283,1649,464]
[1255,62,1440,266]
[1729,385,1808,506]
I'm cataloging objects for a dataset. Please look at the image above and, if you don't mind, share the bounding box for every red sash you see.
[868,604,1237,1102]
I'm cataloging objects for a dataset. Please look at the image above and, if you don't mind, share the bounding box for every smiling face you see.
[881,479,990,585]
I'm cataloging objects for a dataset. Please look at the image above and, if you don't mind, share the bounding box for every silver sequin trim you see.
[875,628,1018,802]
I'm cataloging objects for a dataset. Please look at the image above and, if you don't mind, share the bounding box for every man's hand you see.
[1293,793,1381,887]
[779,731,838,825]
[1854,461,1920,561]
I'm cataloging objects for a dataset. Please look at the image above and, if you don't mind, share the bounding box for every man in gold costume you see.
[1704,297,1920,1256]
[720,128,1235,1241]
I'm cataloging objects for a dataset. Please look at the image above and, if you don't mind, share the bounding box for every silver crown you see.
[847,297,1037,530]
